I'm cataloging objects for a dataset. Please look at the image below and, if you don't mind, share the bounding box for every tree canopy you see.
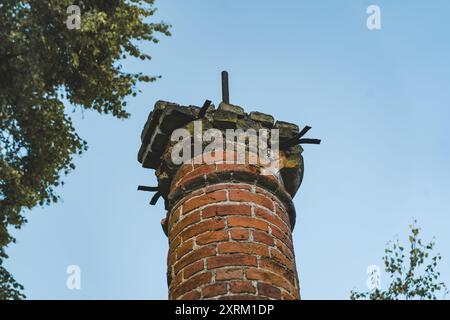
[0,0,170,299]
[351,221,447,300]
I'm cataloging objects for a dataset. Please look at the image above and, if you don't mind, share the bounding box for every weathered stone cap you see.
[137,101,205,168]
[137,100,305,197]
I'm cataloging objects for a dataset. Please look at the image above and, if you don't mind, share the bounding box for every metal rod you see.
[298,138,321,145]
[222,71,229,104]
[297,126,312,139]
[198,100,212,119]
[150,192,162,205]
[137,185,159,192]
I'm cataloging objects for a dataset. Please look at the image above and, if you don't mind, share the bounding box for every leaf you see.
[351,220,447,300]
[0,0,170,298]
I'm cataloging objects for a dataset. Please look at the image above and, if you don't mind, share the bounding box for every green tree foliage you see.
[0,0,170,299]
[351,221,448,300]
[0,266,25,300]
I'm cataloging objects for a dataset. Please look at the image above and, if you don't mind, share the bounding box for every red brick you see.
[170,211,201,239]
[169,205,182,227]
[270,224,293,251]
[227,217,269,232]
[182,164,216,183]
[169,270,184,289]
[229,281,256,294]
[167,251,176,267]
[282,291,298,300]
[180,218,226,240]
[230,229,249,241]
[170,234,182,250]
[166,150,302,300]
[183,260,205,279]
[275,204,291,226]
[216,163,259,174]
[175,175,204,193]
[206,183,253,193]
[196,230,229,245]
[173,163,193,183]
[270,248,295,270]
[179,290,201,300]
[172,272,212,299]
[218,242,269,257]
[254,186,277,199]
[259,257,297,286]
[229,190,274,211]
[176,239,194,259]
[188,188,206,198]
[255,208,290,234]
[275,239,294,260]
[207,254,257,269]
[257,283,281,300]
[253,230,274,246]
[202,283,228,298]
[183,191,227,214]
[199,149,242,164]
[201,150,224,164]
[174,245,217,274]
[221,295,267,300]
[215,268,244,281]
[246,268,294,293]
[202,204,251,218]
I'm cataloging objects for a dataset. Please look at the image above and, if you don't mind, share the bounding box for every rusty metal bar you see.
[222,71,229,104]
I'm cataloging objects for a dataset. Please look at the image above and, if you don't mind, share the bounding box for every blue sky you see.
[5,0,450,299]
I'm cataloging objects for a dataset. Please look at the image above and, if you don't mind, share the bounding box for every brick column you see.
[138,101,310,300]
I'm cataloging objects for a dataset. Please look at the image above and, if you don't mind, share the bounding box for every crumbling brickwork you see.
[138,100,309,300]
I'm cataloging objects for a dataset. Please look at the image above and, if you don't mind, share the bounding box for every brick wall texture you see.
[166,161,301,300]
[138,100,309,300]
